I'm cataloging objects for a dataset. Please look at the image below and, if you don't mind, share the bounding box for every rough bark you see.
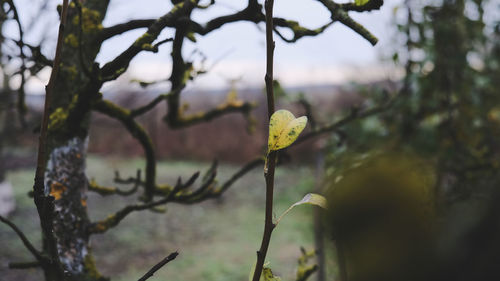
[42,1,110,280]
[44,137,103,281]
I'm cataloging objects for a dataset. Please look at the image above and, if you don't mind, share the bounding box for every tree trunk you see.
[40,1,110,280]
[44,137,106,281]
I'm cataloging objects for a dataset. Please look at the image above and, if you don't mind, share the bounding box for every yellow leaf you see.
[268,109,307,152]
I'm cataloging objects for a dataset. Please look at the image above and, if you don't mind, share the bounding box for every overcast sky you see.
[7,0,403,92]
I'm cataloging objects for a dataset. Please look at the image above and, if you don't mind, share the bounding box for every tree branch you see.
[316,0,381,45]
[99,19,156,42]
[0,215,45,262]
[130,88,180,118]
[99,0,380,83]
[100,3,188,80]
[166,14,191,124]
[188,4,331,44]
[211,157,264,196]
[166,100,255,129]
[88,156,262,234]
[252,0,276,279]
[88,170,141,196]
[93,99,157,201]
[293,97,395,146]
[338,0,384,12]
[5,0,28,124]
[137,252,178,281]
[188,2,264,35]
[8,261,41,269]
[87,172,195,234]
[273,19,333,43]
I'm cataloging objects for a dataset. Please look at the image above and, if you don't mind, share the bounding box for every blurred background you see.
[1,0,500,280]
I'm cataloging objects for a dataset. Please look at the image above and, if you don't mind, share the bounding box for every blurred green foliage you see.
[325,152,436,281]
[324,1,500,280]
[328,0,500,203]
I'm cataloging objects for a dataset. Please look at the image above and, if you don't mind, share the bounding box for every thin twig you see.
[293,97,396,146]
[130,89,179,118]
[0,215,45,262]
[252,0,276,280]
[93,99,157,201]
[137,252,178,281]
[5,0,28,125]
[88,156,262,234]
[88,170,141,196]
[9,261,41,269]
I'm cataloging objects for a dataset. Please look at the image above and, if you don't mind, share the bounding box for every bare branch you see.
[211,157,264,196]
[88,156,262,234]
[338,0,384,12]
[100,3,188,80]
[99,19,156,42]
[114,170,143,185]
[316,0,381,45]
[0,215,45,262]
[130,88,181,118]
[87,173,192,234]
[88,170,141,196]
[188,2,264,35]
[4,0,28,124]
[9,261,41,269]
[188,3,332,43]
[166,100,255,129]
[171,160,218,202]
[273,19,333,43]
[137,252,178,281]
[93,99,157,201]
[166,19,190,122]
[25,44,53,69]
[252,0,277,279]
[293,97,395,146]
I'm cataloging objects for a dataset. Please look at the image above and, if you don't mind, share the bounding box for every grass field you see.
[0,155,337,281]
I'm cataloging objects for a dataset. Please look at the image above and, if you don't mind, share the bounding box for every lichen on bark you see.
[40,2,112,279]
[45,137,96,279]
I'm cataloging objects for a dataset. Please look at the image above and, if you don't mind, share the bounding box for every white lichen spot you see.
[44,137,91,274]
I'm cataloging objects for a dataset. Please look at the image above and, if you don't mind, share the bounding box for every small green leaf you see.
[296,248,318,281]
[262,267,281,281]
[268,109,307,152]
[300,193,328,209]
[275,193,328,225]
[355,0,370,6]
[186,31,197,42]
[249,262,281,281]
